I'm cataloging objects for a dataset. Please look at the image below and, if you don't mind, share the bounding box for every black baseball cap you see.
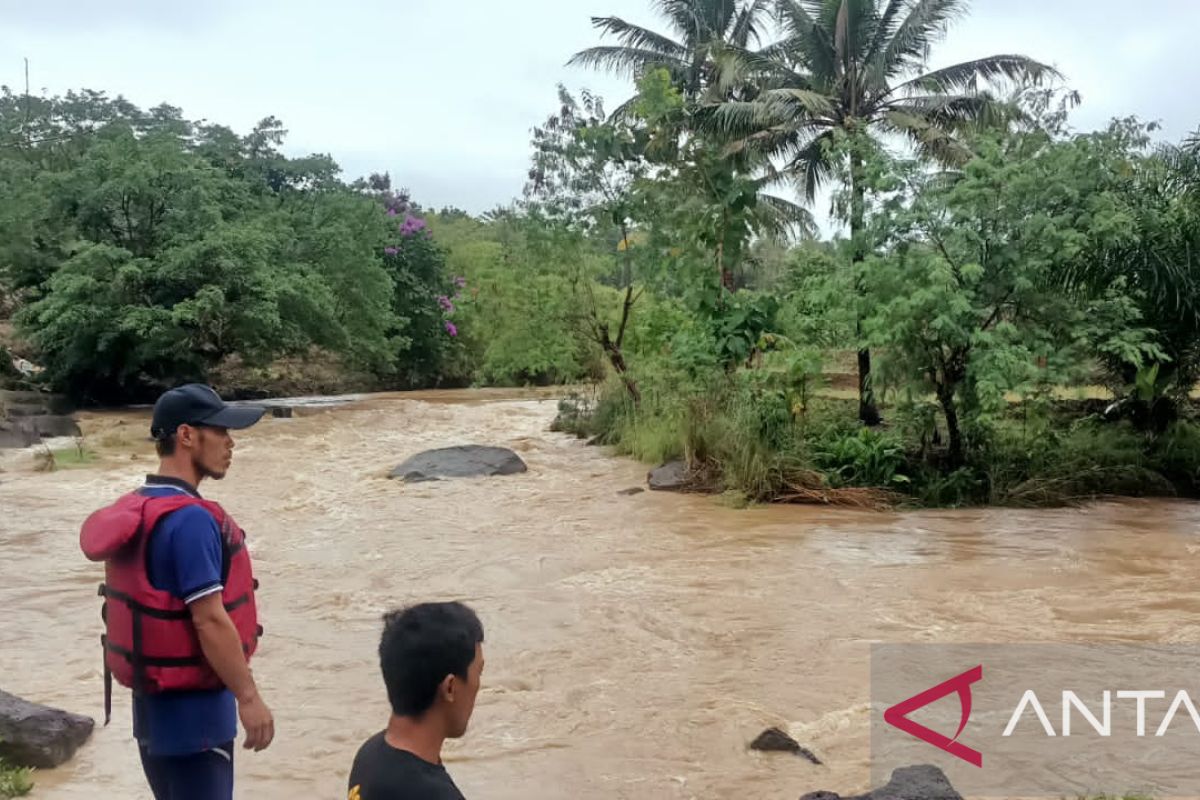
[150,383,266,440]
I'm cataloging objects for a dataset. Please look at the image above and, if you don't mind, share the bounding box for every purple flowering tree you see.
[375,198,466,383]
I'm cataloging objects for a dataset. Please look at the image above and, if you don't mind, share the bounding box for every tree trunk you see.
[605,340,641,405]
[850,151,880,426]
[608,224,642,405]
[717,209,734,295]
[936,385,964,468]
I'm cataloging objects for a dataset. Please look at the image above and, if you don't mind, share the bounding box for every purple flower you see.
[444,321,458,337]
[399,214,428,237]
[437,295,455,313]
[387,208,398,217]
[454,276,467,288]
[384,246,398,256]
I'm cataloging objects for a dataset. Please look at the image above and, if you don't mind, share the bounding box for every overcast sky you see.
[3,0,1198,230]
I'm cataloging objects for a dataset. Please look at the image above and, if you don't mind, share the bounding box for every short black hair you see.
[380,602,484,718]
[155,434,177,457]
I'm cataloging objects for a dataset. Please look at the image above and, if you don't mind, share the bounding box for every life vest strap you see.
[100,584,190,621]
[103,639,205,668]
[102,634,112,727]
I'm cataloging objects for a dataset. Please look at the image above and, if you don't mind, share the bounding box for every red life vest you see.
[80,491,261,717]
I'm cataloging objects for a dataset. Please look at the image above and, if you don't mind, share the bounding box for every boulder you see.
[25,414,81,438]
[0,419,37,449]
[0,690,94,768]
[0,391,79,449]
[800,765,962,800]
[647,460,690,492]
[750,727,822,765]
[389,445,528,482]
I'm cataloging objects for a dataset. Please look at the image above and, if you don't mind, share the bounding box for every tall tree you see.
[713,0,1057,424]
[569,0,773,104]
[525,86,648,402]
[1063,125,1200,431]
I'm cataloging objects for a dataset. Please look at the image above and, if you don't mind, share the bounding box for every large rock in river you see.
[750,727,821,764]
[0,690,94,768]
[0,390,79,449]
[389,445,528,482]
[647,460,690,492]
[800,765,962,800]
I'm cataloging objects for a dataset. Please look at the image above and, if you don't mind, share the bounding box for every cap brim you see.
[199,405,266,430]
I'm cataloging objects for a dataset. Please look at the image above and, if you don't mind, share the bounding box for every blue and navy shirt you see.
[131,475,237,755]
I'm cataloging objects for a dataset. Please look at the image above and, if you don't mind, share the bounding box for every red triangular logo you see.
[883,664,983,767]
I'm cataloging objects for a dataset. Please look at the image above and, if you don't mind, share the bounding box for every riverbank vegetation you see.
[3,0,1198,508]
[0,758,32,799]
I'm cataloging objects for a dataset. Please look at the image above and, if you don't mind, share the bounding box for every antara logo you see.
[884,664,1200,769]
[883,665,984,767]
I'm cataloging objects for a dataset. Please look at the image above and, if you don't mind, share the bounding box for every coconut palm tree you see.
[569,0,774,104]
[712,0,1059,424]
[572,0,815,293]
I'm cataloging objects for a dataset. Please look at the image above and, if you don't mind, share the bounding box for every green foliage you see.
[812,427,910,489]
[0,90,446,402]
[47,442,98,469]
[0,757,32,798]
[1064,129,1200,402]
[435,210,603,386]
[981,412,1179,506]
[860,124,1166,464]
[2,1,1198,516]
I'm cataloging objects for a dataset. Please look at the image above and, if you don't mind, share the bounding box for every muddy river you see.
[2,390,1198,799]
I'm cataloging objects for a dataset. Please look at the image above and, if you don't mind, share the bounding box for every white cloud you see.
[0,0,1196,226]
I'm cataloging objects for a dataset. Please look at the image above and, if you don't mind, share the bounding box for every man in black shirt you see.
[348,602,485,800]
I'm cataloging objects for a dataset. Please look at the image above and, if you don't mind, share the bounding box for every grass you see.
[0,758,33,798]
[33,439,99,472]
[570,374,1200,510]
[50,445,97,467]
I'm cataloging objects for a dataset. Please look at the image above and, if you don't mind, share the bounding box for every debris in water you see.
[749,727,822,764]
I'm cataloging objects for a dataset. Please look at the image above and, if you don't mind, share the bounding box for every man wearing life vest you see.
[80,384,275,800]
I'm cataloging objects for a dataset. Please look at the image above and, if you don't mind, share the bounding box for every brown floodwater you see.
[2,389,1199,799]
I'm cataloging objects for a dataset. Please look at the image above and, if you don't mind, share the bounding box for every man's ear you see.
[440,673,458,703]
[176,424,197,448]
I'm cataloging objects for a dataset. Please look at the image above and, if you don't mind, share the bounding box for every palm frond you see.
[1184,128,1200,154]
[784,129,839,203]
[759,87,836,117]
[709,43,778,97]
[864,0,907,65]
[834,0,878,71]
[895,55,1061,96]
[882,109,973,165]
[884,93,1006,128]
[568,46,689,78]
[755,191,818,239]
[584,17,689,59]
[649,0,739,44]
[775,0,838,80]
[730,0,772,48]
[713,0,743,39]
[704,100,788,140]
[1156,141,1200,196]
[607,94,645,125]
[875,0,967,80]
[651,0,708,43]
[706,89,834,140]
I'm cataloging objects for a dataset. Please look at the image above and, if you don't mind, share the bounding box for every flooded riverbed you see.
[3,389,1199,799]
